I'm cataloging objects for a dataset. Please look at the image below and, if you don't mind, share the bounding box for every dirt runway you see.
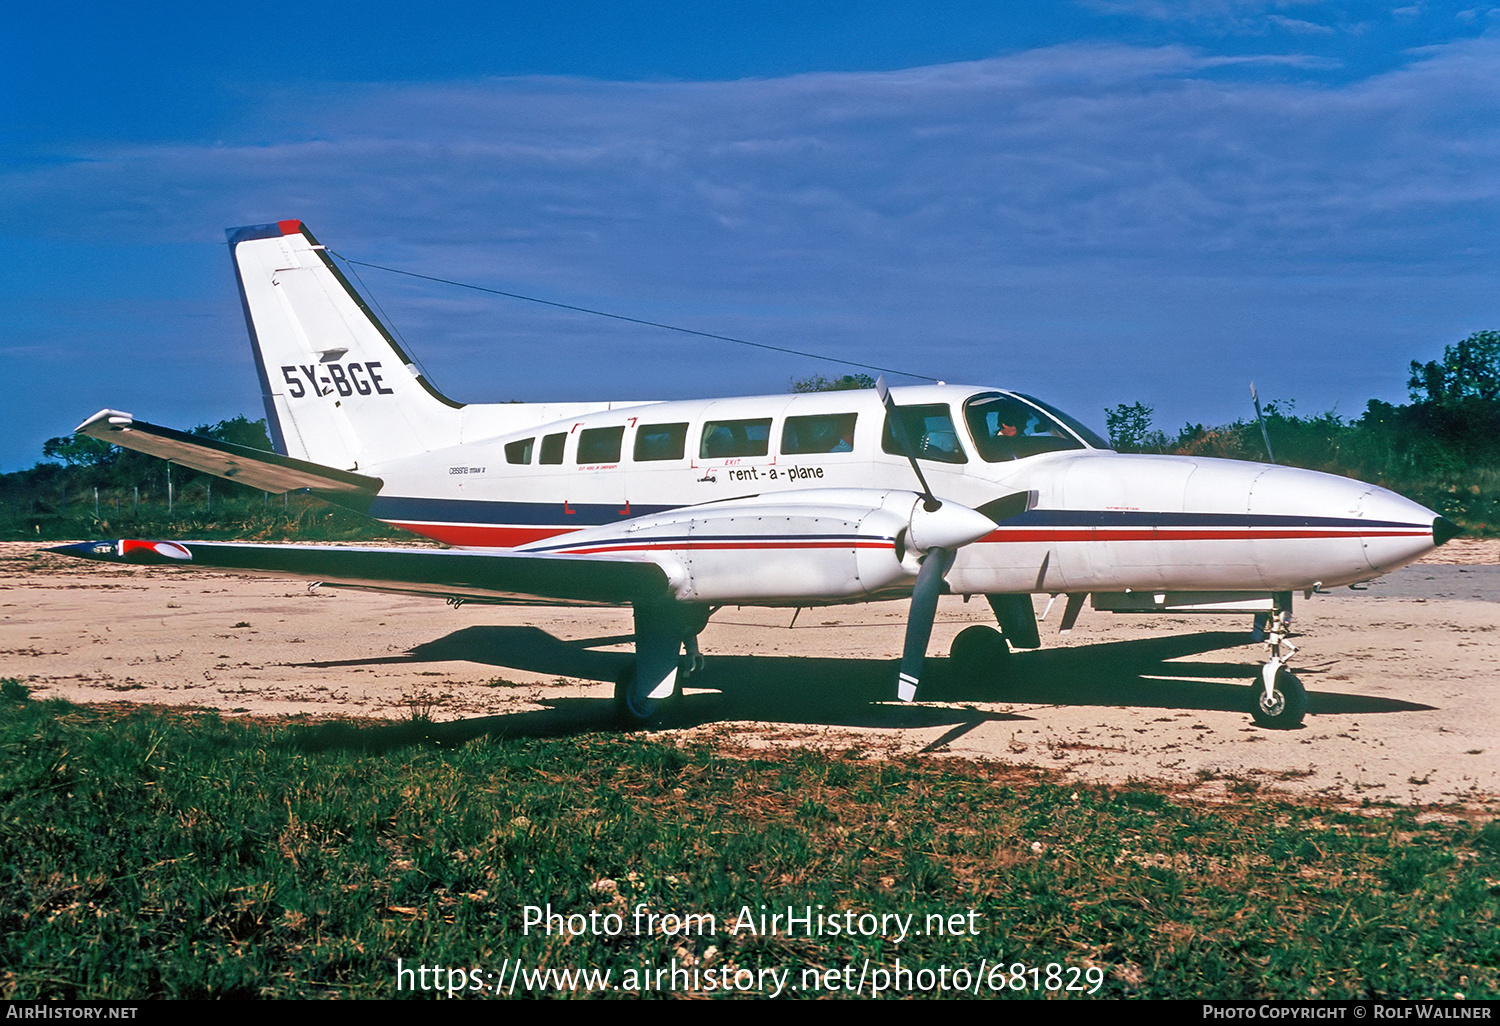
[3,539,1496,810]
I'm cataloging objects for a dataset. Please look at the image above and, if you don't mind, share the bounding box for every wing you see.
[49,539,671,607]
[74,409,381,495]
[51,487,1007,613]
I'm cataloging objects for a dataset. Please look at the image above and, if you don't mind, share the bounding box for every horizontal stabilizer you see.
[75,410,382,495]
[49,539,672,607]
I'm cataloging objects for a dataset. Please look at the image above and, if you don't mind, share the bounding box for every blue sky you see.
[2,1,1497,471]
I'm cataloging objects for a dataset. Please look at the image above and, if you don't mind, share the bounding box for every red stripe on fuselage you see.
[387,523,575,547]
[387,519,1430,551]
[551,540,895,556]
[978,527,1430,544]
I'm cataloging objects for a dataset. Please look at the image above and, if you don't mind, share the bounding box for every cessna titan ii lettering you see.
[54,220,1459,727]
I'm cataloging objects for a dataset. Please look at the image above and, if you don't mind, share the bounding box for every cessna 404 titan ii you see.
[54,220,1458,727]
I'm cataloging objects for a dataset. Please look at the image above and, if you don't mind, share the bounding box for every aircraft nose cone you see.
[1354,484,1447,576]
[1433,516,1462,547]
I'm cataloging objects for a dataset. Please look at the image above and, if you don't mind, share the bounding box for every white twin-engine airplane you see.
[56,220,1457,728]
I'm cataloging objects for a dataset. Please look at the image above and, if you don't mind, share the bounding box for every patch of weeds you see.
[1,678,30,703]
[1382,850,1436,894]
[1119,789,1170,812]
[1472,820,1500,855]
[403,689,443,724]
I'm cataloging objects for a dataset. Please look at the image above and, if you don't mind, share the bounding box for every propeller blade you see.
[1250,381,1277,465]
[897,545,955,701]
[876,375,940,512]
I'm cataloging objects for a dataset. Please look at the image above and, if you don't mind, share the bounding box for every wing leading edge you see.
[49,540,672,607]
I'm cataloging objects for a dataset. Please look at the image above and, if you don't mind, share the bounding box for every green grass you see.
[1,690,1496,999]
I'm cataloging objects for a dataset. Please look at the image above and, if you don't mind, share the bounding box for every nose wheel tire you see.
[949,624,1010,682]
[1249,666,1306,729]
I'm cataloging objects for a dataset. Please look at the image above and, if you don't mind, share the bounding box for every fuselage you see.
[353,384,1441,601]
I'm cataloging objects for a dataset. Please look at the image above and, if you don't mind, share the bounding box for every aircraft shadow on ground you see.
[292,625,1434,753]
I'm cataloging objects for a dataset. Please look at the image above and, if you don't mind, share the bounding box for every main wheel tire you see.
[1248,666,1307,729]
[614,664,679,729]
[949,624,1010,682]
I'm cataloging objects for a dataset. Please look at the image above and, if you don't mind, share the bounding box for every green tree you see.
[1408,330,1500,404]
[1105,402,1154,452]
[40,433,115,469]
[789,373,877,393]
[191,416,274,451]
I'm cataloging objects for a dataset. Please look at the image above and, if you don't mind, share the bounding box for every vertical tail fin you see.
[227,221,464,470]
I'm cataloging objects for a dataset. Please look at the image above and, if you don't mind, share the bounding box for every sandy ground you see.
[3,537,1497,810]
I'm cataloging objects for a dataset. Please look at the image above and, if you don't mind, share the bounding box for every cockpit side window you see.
[880,405,967,464]
[963,394,1086,462]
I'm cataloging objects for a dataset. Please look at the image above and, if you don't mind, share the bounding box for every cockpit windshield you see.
[963,392,1108,462]
[1015,393,1111,450]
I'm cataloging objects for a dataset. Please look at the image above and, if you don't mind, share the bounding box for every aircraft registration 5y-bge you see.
[55,220,1459,728]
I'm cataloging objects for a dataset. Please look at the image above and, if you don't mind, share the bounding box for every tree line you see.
[0,416,390,541]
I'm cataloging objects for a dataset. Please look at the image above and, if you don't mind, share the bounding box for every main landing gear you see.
[614,603,711,728]
[945,594,1037,685]
[1249,594,1306,729]
[948,624,1010,681]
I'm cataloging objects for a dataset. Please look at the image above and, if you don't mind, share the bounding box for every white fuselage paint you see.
[352,384,1439,606]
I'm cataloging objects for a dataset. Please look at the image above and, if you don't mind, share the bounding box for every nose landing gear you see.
[1249,598,1306,728]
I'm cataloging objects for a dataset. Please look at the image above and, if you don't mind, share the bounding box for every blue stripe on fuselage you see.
[363,496,1422,532]
[367,495,682,527]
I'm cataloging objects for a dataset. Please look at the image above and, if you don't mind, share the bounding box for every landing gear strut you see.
[1249,593,1306,728]
[614,603,712,728]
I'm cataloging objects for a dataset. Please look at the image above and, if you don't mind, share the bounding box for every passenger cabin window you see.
[782,413,857,455]
[964,395,1086,462]
[539,432,566,465]
[576,425,624,464]
[504,437,534,465]
[634,422,688,462]
[881,405,967,464]
[700,418,772,459]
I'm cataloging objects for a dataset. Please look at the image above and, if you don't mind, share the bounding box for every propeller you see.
[877,376,1029,701]
[1250,381,1277,465]
[876,376,941,512]
[898,544,956,700]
